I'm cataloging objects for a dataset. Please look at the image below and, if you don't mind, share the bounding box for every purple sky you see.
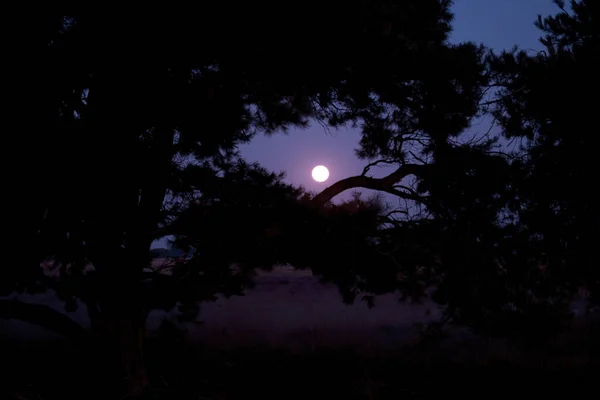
[238,0,558,201]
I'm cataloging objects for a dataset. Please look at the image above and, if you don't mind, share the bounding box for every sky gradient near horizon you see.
[238,0,558,200]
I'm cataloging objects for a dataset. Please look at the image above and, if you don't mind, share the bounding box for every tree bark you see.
[84,259,151,398]
[111,316,149,397]
[88,302,150,398]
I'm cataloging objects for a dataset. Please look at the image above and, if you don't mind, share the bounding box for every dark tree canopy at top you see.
[6,3,488,394]
[8,0,482,292]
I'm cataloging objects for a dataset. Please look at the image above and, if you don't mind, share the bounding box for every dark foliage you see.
[489,0,600,312]
[5,1,489,397]
[4,1,599,397]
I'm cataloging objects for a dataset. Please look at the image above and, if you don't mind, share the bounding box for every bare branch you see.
[392,184,421,198]
[0,300,89,345]
[361,159,397,176]
[382,209,409,218]
[408,150,428,165]
[313,163,427,206]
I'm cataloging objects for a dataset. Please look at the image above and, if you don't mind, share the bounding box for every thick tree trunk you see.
[111,317,149,397]
[88,300,150,398]
[90,306,150,399]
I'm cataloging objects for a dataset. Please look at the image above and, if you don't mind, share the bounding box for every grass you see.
[142,338,600,399]
[2,322,599,400]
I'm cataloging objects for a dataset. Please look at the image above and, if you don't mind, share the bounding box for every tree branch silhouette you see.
[0,299,88,345]
[312,163,427,206]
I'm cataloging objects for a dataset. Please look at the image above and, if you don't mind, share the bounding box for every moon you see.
[311,165,329,182]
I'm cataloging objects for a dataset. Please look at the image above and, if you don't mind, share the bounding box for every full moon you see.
[311,165,329,182]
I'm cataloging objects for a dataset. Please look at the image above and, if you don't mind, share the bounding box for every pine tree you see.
[3,2,486,397]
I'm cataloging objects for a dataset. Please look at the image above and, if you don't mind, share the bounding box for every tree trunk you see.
[113,317,149,397]
[88,301,150,398]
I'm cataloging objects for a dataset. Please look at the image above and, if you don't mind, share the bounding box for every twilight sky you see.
[239,0,559,201]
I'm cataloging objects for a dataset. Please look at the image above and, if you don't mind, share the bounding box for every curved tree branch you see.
[0,299,89,345]
[312,163,427,206]
[361,159,396,176]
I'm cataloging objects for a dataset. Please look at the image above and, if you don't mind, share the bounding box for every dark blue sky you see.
[239,0,559,200]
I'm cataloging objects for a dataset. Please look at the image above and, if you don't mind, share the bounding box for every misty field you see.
[1,266,440,347]
[2,266,599,399]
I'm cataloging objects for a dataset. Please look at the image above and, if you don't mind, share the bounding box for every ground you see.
[1,337,599,400]
[1,266,440,348]
[1,266,598,399]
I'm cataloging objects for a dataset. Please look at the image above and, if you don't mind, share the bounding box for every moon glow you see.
[311,165,329,182]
